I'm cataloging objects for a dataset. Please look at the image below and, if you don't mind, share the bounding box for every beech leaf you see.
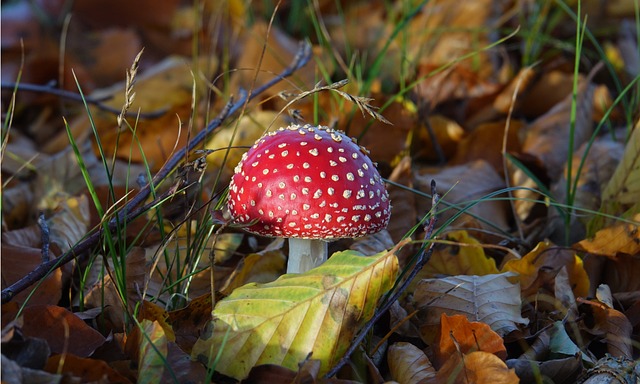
[191,247,399,379]
[413,273,529,343]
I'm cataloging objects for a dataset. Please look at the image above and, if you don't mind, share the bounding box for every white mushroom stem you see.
[287,238,328,274]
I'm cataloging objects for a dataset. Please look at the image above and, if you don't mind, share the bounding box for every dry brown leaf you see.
[436,351,519,384]
[49,56,216,168]
[507,355,583,384]
[45,353,132,383]
[502,241,590,299]
[167,293,213,353]
[601,254,640,293]
[412,114,465,162]
[519,70,582,118]
[433,314,507,369]
[520,72,596,180]
[83,247,148,332]
[413,273,529,343]
[578,298,633,358]
[414,160,510,233]
[387,342,436,384]
[450,120,525,175]
[21,305,106,357]
[387,156,418,243]
[549,138,625,244]
[232,21,329,110]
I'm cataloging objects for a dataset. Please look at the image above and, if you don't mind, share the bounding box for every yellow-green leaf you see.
[138,320,168,384]
[191,246,400,380]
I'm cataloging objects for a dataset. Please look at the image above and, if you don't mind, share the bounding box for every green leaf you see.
[191,247,399,379]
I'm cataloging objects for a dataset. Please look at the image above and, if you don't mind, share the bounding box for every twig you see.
[38,212,50,263]
[1,42,313,304]
[0,81,167,120]
[325,180,440,378]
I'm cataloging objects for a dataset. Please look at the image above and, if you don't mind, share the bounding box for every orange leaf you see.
[433,314,507,369]
[45,354,132,383]
[436,351,519,384]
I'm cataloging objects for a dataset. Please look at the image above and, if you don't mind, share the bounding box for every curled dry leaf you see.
[578,298,633,358]
[387,342,436,384]
[502,241,590,299]
[436,351,519,384]
[413,273,529,344]
[433,314,507,369]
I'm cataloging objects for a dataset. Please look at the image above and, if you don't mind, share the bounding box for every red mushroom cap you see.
[227,124,390,239]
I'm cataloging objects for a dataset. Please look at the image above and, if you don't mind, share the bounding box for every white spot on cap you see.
[266,189,273,197]
[330,160,338,167]
[324,214,332,222]
[339,157,347,163]
[252,161,259,167]
[313,190,322,198]
[343,190,352,198]
[303,204,310,210]
[302,188,309,195]
[320,172,326,178]
[281,150,289,157]
[327,188,335,196]
[309,148,319,156]
[303,162,310,169]
[364,214,371,221]
[293,175,300,182]
[290,193,297,200]
[337,216,346,223]
[331,175,339,181]
[278,182,286,189]
[304,176,312,182]
[263,169,269,175]
[346,172,354,181]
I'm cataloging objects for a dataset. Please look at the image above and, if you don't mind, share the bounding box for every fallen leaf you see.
[167,293,213,353]
[578,298,633,358]
[507,355,583,384]
[436,351,519,384]
[387,342,436,384]
[2,353,64,384]
[137,320,168,384]
[45,353,132,383]
[433,314,507,369]
[191,246,399,379]
[414,160,511,233]
[575,213,640,258]
[422,230,500,278]
[502,241,590,299]
[21,305,106,357]
[413,273,529,343]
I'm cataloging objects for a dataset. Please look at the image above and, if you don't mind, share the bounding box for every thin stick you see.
[1,42,312,304]
[0,82,166,119]
[38,212,51,263]
[325,180,440,378]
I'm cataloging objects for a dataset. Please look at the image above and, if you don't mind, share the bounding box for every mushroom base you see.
[287,238,328,274]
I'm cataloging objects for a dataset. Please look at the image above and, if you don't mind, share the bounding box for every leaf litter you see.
[1,0,639,383]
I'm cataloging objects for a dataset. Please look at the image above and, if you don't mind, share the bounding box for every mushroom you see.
[227,124,391,273]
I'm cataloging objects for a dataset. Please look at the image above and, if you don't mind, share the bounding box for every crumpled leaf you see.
[191,246,399,379]
[433,314,507,369]
[413,273,529,343]
[502,241,590,298]
[387,342,436,384]
[578,298,633,358]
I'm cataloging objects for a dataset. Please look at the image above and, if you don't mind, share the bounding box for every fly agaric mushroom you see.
[227,124,390,273]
